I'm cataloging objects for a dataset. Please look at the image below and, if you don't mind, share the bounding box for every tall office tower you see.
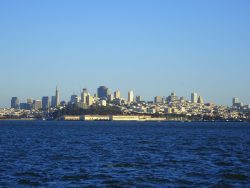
[232,97,240,106]
[86,95,93,106]
[197,96,204,104]
[33,100,42,110]
[42,96,50,110]
[81,88,89,104]
[136,96,142,103]
[97,86,110,99]
[191,92,198,103]
[11,97,20,109]
[114,90,121,99]
[70,94,78,104]
[154,96,163,104]
[55,87,60,107]
[51,96,56,108]
[108,94,114,102]
[128,90,134,103]
[26,98,34,110]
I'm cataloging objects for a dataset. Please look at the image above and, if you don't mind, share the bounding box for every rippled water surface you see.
[0,121,250,187]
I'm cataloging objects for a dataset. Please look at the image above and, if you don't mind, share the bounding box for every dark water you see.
[0,121,250,187]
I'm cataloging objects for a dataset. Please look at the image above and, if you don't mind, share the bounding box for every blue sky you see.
[0,0,249,107]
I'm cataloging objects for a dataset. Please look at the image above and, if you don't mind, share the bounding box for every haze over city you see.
[0,0,250,107]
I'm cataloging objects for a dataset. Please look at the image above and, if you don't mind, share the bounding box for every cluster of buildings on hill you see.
[1,86,249,121]
[10,87,60,111]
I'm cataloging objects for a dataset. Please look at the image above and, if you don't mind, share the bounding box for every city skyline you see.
[7,85,250,109]
[1,1,250,107]
[5,85,249,122]
[2,83,250,108]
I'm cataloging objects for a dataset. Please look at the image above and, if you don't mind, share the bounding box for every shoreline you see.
[0,119,249,123]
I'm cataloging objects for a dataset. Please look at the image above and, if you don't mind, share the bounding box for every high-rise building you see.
[108,94,114,102]
[114,90,121,99]
[128,90,134,103]
[55,87,60,107]
[232,97,242,108]
[154,96,163,104]
[25,98,34,110]
[33,100,42,110]
[97,86,110,99]
[167,92,178,103]
[86,95,93,106]
[51,96,56,108]
[11,97,19,109]
[81,88,89,104]
[42,96,50,110]
[233,97,240,106]
[191,92,198,103]
[136,96,142,103]
[198,96,204,104]
[70,94,79,104]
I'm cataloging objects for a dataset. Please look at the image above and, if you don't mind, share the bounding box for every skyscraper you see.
[114,90,121,99]
[198,96,204,104]
[97,86,110,99]
[191,92,198,103]
[233,97,240,106]
[42,96,50,110]
[55,87,60,107]
[81,88,89,104]
[33,100,42,110]
[86,95,93,106]
[232,97,242,108]
[108,94,114,102]
[51,96,56,108]
[128,90,134,103]
[11,97,19,109]
[26,98,34,110]
[136,96,142,103]
[70,94,79,104]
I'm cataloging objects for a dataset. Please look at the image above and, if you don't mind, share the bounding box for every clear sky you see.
[0,0,249,107]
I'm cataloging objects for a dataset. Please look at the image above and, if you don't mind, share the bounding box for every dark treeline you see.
[53,104,122,118]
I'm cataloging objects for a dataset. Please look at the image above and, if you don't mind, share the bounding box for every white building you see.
[128,90,134,103]
[114,90,121,99]
[86,95,93,106]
